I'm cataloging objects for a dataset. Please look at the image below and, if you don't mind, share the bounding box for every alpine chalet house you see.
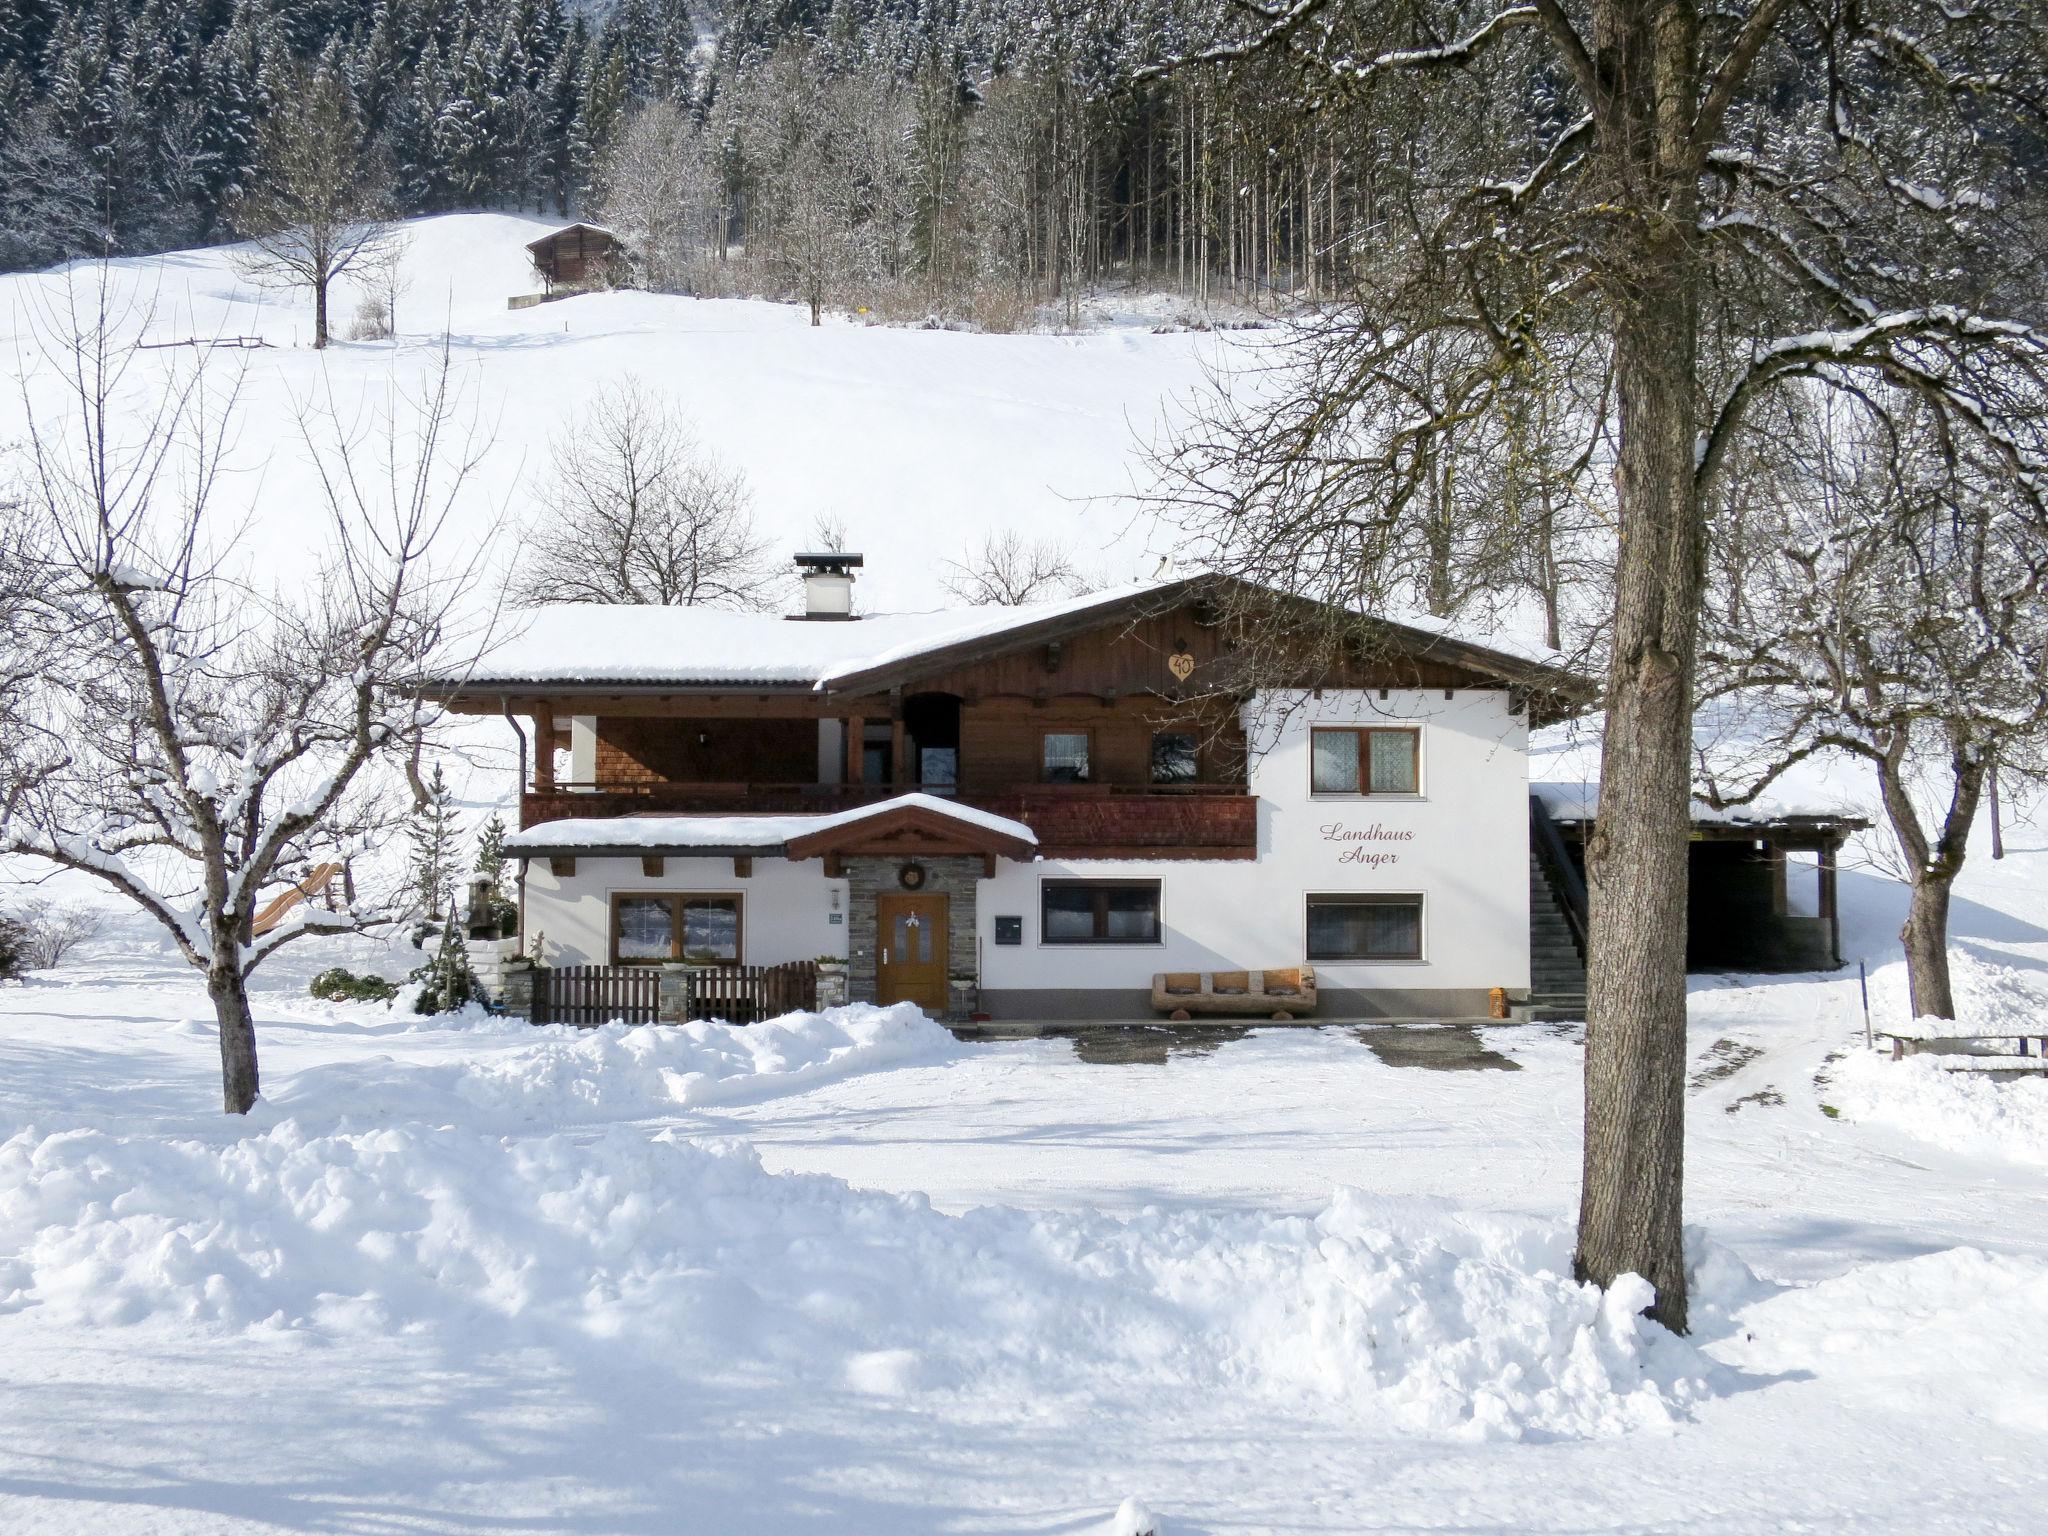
[437,558,1598,1023]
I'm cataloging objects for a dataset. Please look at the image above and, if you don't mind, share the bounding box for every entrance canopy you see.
[507,792,1037,875]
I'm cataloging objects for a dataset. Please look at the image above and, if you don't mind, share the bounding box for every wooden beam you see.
[892,717,908,788]
[734,856,753,878]
[846,716,866,784]
[641,855,663,877]
[548,855,575,877]
[534,702,557,791]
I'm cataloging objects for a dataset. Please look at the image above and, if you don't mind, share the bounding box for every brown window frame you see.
[1040,728,1095,784]
[1039,878,1163,946]
[608,891,745,966]
[1148,729,1200,784]
[1305,893,1425,962]
[1309,726,1421,796]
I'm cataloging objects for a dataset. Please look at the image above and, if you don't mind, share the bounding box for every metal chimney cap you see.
[794,552,865,571]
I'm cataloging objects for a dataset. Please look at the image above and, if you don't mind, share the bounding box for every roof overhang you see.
[508,794,1038,872]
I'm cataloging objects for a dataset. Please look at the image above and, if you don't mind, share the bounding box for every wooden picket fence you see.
[685,962,819,1024]
[532,964,660,1027]
[530,961,819,1027]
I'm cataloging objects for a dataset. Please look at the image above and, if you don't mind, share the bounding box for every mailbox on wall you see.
[993,915,1023,946]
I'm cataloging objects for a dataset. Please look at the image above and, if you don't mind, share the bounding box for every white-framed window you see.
[1310,726,1420,795]
[611,892,743,965]
[1305,893,1423,961]
[1041,878,1162,944]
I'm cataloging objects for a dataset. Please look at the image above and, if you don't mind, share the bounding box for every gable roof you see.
[438,574,1591,703]
[525,222,620,252]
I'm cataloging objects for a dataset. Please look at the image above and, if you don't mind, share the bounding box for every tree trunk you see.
[209,962,261,1113]
[1988,755,2004,860]
[1575,1,1705,1334]
[314,274,330,350]
[1901,876,1956,1019]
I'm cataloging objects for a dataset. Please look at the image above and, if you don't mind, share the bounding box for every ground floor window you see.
[611,893,743,964]
[1306,893,1423,961]
[1041,879,1161,944]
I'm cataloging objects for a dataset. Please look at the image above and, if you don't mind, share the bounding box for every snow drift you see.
[1827,1048,2048,1166]
[0,1113,1714,1442]
[265,1002,959,1126]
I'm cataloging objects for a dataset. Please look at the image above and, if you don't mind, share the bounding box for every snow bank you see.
[1827,1049,2048,1166]
[0,1117,1716,1442]
[1728,1247,2048,1436]
[268,1003,959,1126]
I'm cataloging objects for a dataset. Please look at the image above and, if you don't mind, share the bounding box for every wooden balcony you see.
[519,781,1258,860]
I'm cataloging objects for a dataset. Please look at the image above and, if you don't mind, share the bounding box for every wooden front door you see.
[875,893,949,1015]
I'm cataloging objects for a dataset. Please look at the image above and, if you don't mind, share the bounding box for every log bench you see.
[1151,967,1317,1021]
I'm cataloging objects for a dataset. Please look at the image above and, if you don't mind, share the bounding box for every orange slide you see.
[250,862,346,937]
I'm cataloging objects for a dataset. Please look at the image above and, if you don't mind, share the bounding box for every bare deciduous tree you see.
[0,279,488,1113]
[1154,0,2048,1330]
[230,68,400,350]
[939,531,1090,606]
[594,100,722,295]
[508,378,775,609]
[1700,397,2048,1020]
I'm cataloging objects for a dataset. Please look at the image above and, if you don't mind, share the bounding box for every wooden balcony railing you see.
[519,780,1257,859]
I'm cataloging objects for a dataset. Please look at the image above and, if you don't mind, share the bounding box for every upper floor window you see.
[1311,726,1419,795]
[1043,732,1092,783]
[1150,731,1198,783]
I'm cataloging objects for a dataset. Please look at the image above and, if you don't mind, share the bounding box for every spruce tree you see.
[405,762,460,922]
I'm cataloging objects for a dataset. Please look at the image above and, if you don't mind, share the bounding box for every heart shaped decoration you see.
[1167,652,1196,682]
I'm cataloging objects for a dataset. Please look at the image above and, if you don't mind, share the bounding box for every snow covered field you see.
[0,212,1223,612]
[4,215,2047,1533]
[3,816,2046,1534]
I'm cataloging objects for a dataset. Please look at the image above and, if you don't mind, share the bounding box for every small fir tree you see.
[406,762,460,922]
[471,811,518,935]
[410,910,480,1015]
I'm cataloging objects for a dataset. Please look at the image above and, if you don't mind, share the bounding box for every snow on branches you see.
[0,273,490,1110]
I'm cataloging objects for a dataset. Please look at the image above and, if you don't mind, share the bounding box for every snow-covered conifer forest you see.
[2,0,2048,1530]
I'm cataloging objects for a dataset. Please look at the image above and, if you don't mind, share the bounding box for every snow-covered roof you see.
[1534,781,1868,829]
[459,580,1180,689]
[526,222,619,249]
[507,792,1037,854]
[450,577,1585,696]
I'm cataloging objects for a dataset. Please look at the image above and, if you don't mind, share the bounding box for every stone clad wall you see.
[843,855,982,1013]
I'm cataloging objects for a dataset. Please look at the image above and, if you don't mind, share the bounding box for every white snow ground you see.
[4,216,2047,1533]
[0,212,1225,613]
[2,811,2046,1534]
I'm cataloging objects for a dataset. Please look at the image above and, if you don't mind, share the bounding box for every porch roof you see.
[1534,780,1872,844]
[505,791,1037,859]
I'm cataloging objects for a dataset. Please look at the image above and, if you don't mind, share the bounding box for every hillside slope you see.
[0,212,1232,610]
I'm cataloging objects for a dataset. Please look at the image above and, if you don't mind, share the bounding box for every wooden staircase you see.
[1521,797,1588,1022]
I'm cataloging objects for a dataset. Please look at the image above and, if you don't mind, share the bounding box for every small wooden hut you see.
[525,224,623,293]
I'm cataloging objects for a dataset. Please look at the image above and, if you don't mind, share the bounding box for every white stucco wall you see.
[522,855,848,968]
[518,688,1530,1002]
[976,688,1530,998]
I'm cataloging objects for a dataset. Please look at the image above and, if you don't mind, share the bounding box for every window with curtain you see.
[611,894,743,964]
[1309,727,1419,794]
[1042,732,1092,783]
[1305,894,1423,961]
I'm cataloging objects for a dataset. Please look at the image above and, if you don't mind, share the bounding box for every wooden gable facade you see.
[527,224,623,291]
[446,577,1588,861]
